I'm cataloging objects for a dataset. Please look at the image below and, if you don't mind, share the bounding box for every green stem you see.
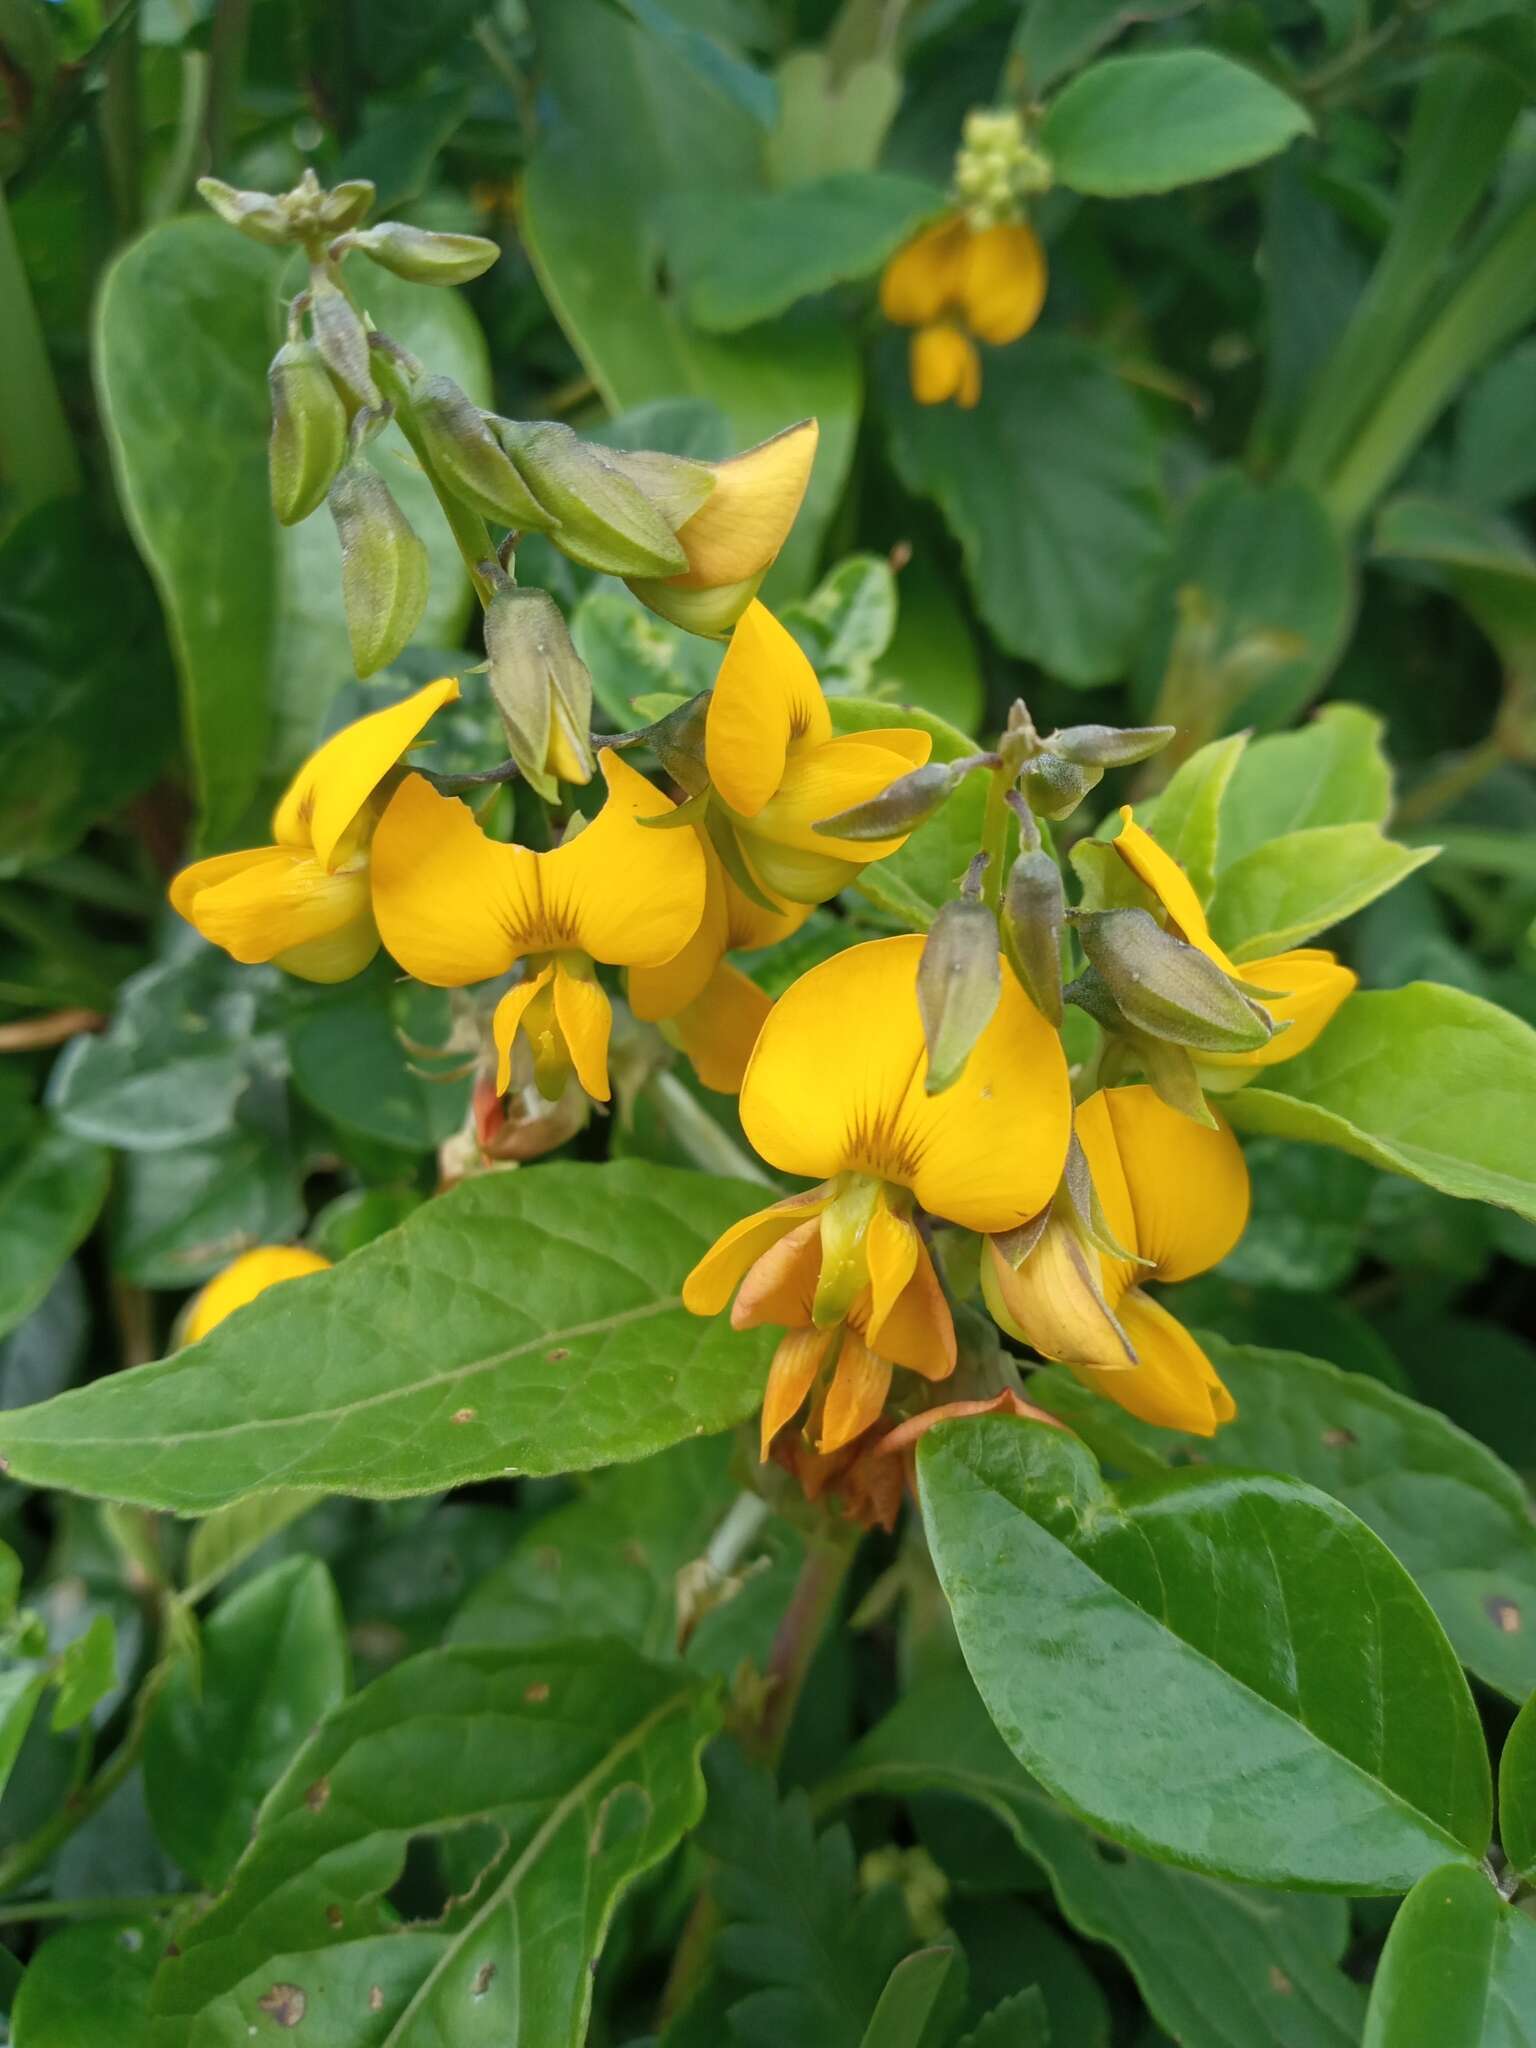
[651,1070,774,1185]
[0,1890,195,1928]
[0,184,81,519]
[151,51,210,220]
[98,0,141,239]
[979,766,1011,913]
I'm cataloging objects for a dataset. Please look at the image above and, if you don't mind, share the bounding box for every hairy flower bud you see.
[1047,723,1175,769]
[317,179,376,233]
[308,268,379,410]
[196,176,293,246]
[327,461,429,678]
[1075,908,1275,1054]
[412,376,555,531]
[814,761,961,842]
[484,584,596,800]
[493,420,687,578]
[917,899,1002,1094]
[1001,848,1065,1025]
[349,221,501,286]
[1022,751,1101,821]
[267,339,348,526]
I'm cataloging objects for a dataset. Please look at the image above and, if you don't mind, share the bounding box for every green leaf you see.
[150,1640,719,2046]
[0,1115,108,1340]
[95,219,487,842]
[1455,339,1536,512]
[0,1667,49,1803]
[1217,705,1394,867]
[877,556,985,736]
[111,1092,303,1289]
[449,1434,801,1680]
[858,1948,960,2048]
[1141,734,1248,903]
[1499,1689,1536,1882]
[669,173,946,333]
[821,1669,1368,2048]
[50,1609,117,1733]
[285,976,468,1152]
[1012,0,1198,94]
[1362,1862,1536,2048]
[1042,52,1311,198]
[828,697,976,766]
[880,335,1167,687]
[573,587,722,729]
[1207,824,1435,961]
[918,1415,1490,1890]
[783,554,898,689]
[521,0,859,594]
[957,1987,1050,2048]
[9,1918,159,2046]
[1373,493,1536,666]
[182,1492,316,1601]
[1226,983,1536,1221]
[144,1558,349,1888]
[0,1163,776,1511]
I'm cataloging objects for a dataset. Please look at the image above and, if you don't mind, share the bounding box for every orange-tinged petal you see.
[183,1246,330,1346]
[372,774,538,986]
[760,1324,834,1458]
[865,1200,919,1352]
[552,959,613,1101]
[819,1328,893,1453]
[273,677,460,866]
[860,1238,956,1380]
[1071,1290,1236,1436]
[1112,809,1234,972]
[880,215,968,327]
[747,732,935,859]
[492,966,555,1094]
[671,961,772,1095]
[706,601,832,818]
[682,1188,832,1316]
[740,936,1072,1234]
[1087,1085,1250,1283]
[982,1225,1136,1370]
[627,837,729,1021]
[669,421,819,591]
[1203,951,1357,1071]
[182,847,376,978]
[547,750,709,968]
[961,222,1047,346]
[732,1216,822,1330]
[911,325,981,408]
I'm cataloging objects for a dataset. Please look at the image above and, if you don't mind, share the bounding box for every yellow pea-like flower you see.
[985,1084,1250,1435]
[182,1245,331,1346]
[170,678,460,984]
[880,212,1047,409]
[369,748,707,1104]
[1113,808,1357,1077]
[683,935,1073,1454]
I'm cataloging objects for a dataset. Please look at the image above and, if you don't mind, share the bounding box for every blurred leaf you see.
[878,555,984,736]
[766,47,901,184]
[1373,493,1536,666]
[337,84,472,212]
[0,1164,776,1510]
[0,1112,107,1340]
[333,1503,519,1678]
[1380,1313,1536,1480]
[308,1185,424,1261]
[0,1263,89,1410]
[667,173,946,333]
[1361,1862,1536,2047]
[145,1557,349,1887]
[1041,52,1311,198]
[8,1917,159,2045]
[522,0,859,594]
[285,975,468,1152]
[823,1669,1368,2048]
[0,1668,48,1802]
[881,335,1166,687]
[1454,338,1536,511]
[0,502,176,875]
[1501,1688,1536,1882]
[1142,734,1247,902]
[572,587,722,728]
[1012,0,1199,94]
[95,220,488,842]
[152,1641,719,2046]
[826,699,985,930]
[783,554,898,689]
[49,1608,116,1732]
[1207,823,1434,960]
[1226,983,1536,1222]
[618,0,777,128]
[957,1988,1050,2048]
[918,1416,1489,1890]
[183,1493,316,1602]
[858,1947,960,2048]
[1216,1139,1374,1291]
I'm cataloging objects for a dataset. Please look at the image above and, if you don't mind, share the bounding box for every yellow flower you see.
[170,678,459,984]
[704,601,932,907]
[628,420,820,635]
[370,748,707,1104]
[985,1084,1250,1434]
[627,835,807,1094]
[182,1245,331,1345]
[880,214,1047,408]
[1114,808,1357,1078]
[684,935,1073,1453]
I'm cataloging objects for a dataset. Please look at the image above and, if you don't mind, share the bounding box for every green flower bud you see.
[326,461,429,679]
[267,339,348,527]
[308,269,379,411]
[1022,752,1101,822]
[1074,908,1275,1054]
[317,179,375,233]
[196,176,292,247]
[412,376,555,531]
[493,420,688,579]
[624,572,764,637]
[1001,848,1065,1026]
[599,447,716,530]
[814,761,962,842]
[484,584,596,801]
[1047,723,1175,769]
[350,221,501,286]
[917,898,1002,1095]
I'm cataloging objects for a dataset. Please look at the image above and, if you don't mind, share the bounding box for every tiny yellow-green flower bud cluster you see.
[953,106,1053,230]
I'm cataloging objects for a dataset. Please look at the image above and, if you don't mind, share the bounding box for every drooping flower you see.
[880,215,1047,409]
[985,1084,1250,1434]
[369,748,706,1104]
[684,935,1073,1454]
[702,601,932,908]
[170,678,459,983]
[1113,808,1356,1078]
[182,1245,331,1345]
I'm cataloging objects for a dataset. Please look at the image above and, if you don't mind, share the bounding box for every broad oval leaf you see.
[1362,1862,1536,2048]
[1218,706,1393,867]
[1226,983,1536,1222]
[10,1917,159,2047]
[918,1414,1490,1891]
[0,1117,108,1341]
[0,1163,776,1511]
[1042,51,1312,198]
[1500,1689,1536,1884]
[1207,823,1434,961]
[149,1639,719,2047]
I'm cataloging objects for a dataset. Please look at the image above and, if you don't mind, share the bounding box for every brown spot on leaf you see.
[369,1985,385,2014]
[257,1983,307,2027]
[305,1777,330,1812]
[326,1904,343,1929]
[1488,1597,1522,1634]
[1320,1427,1357,1448]
[622,1540,649,1567]
[546,1346,570,1363]
[472,1962,497,1998]
[1269,1967,1293,1995]
[534,1546,562,1575]
[451,1407,477,1425]
[524,1680,551,1704]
